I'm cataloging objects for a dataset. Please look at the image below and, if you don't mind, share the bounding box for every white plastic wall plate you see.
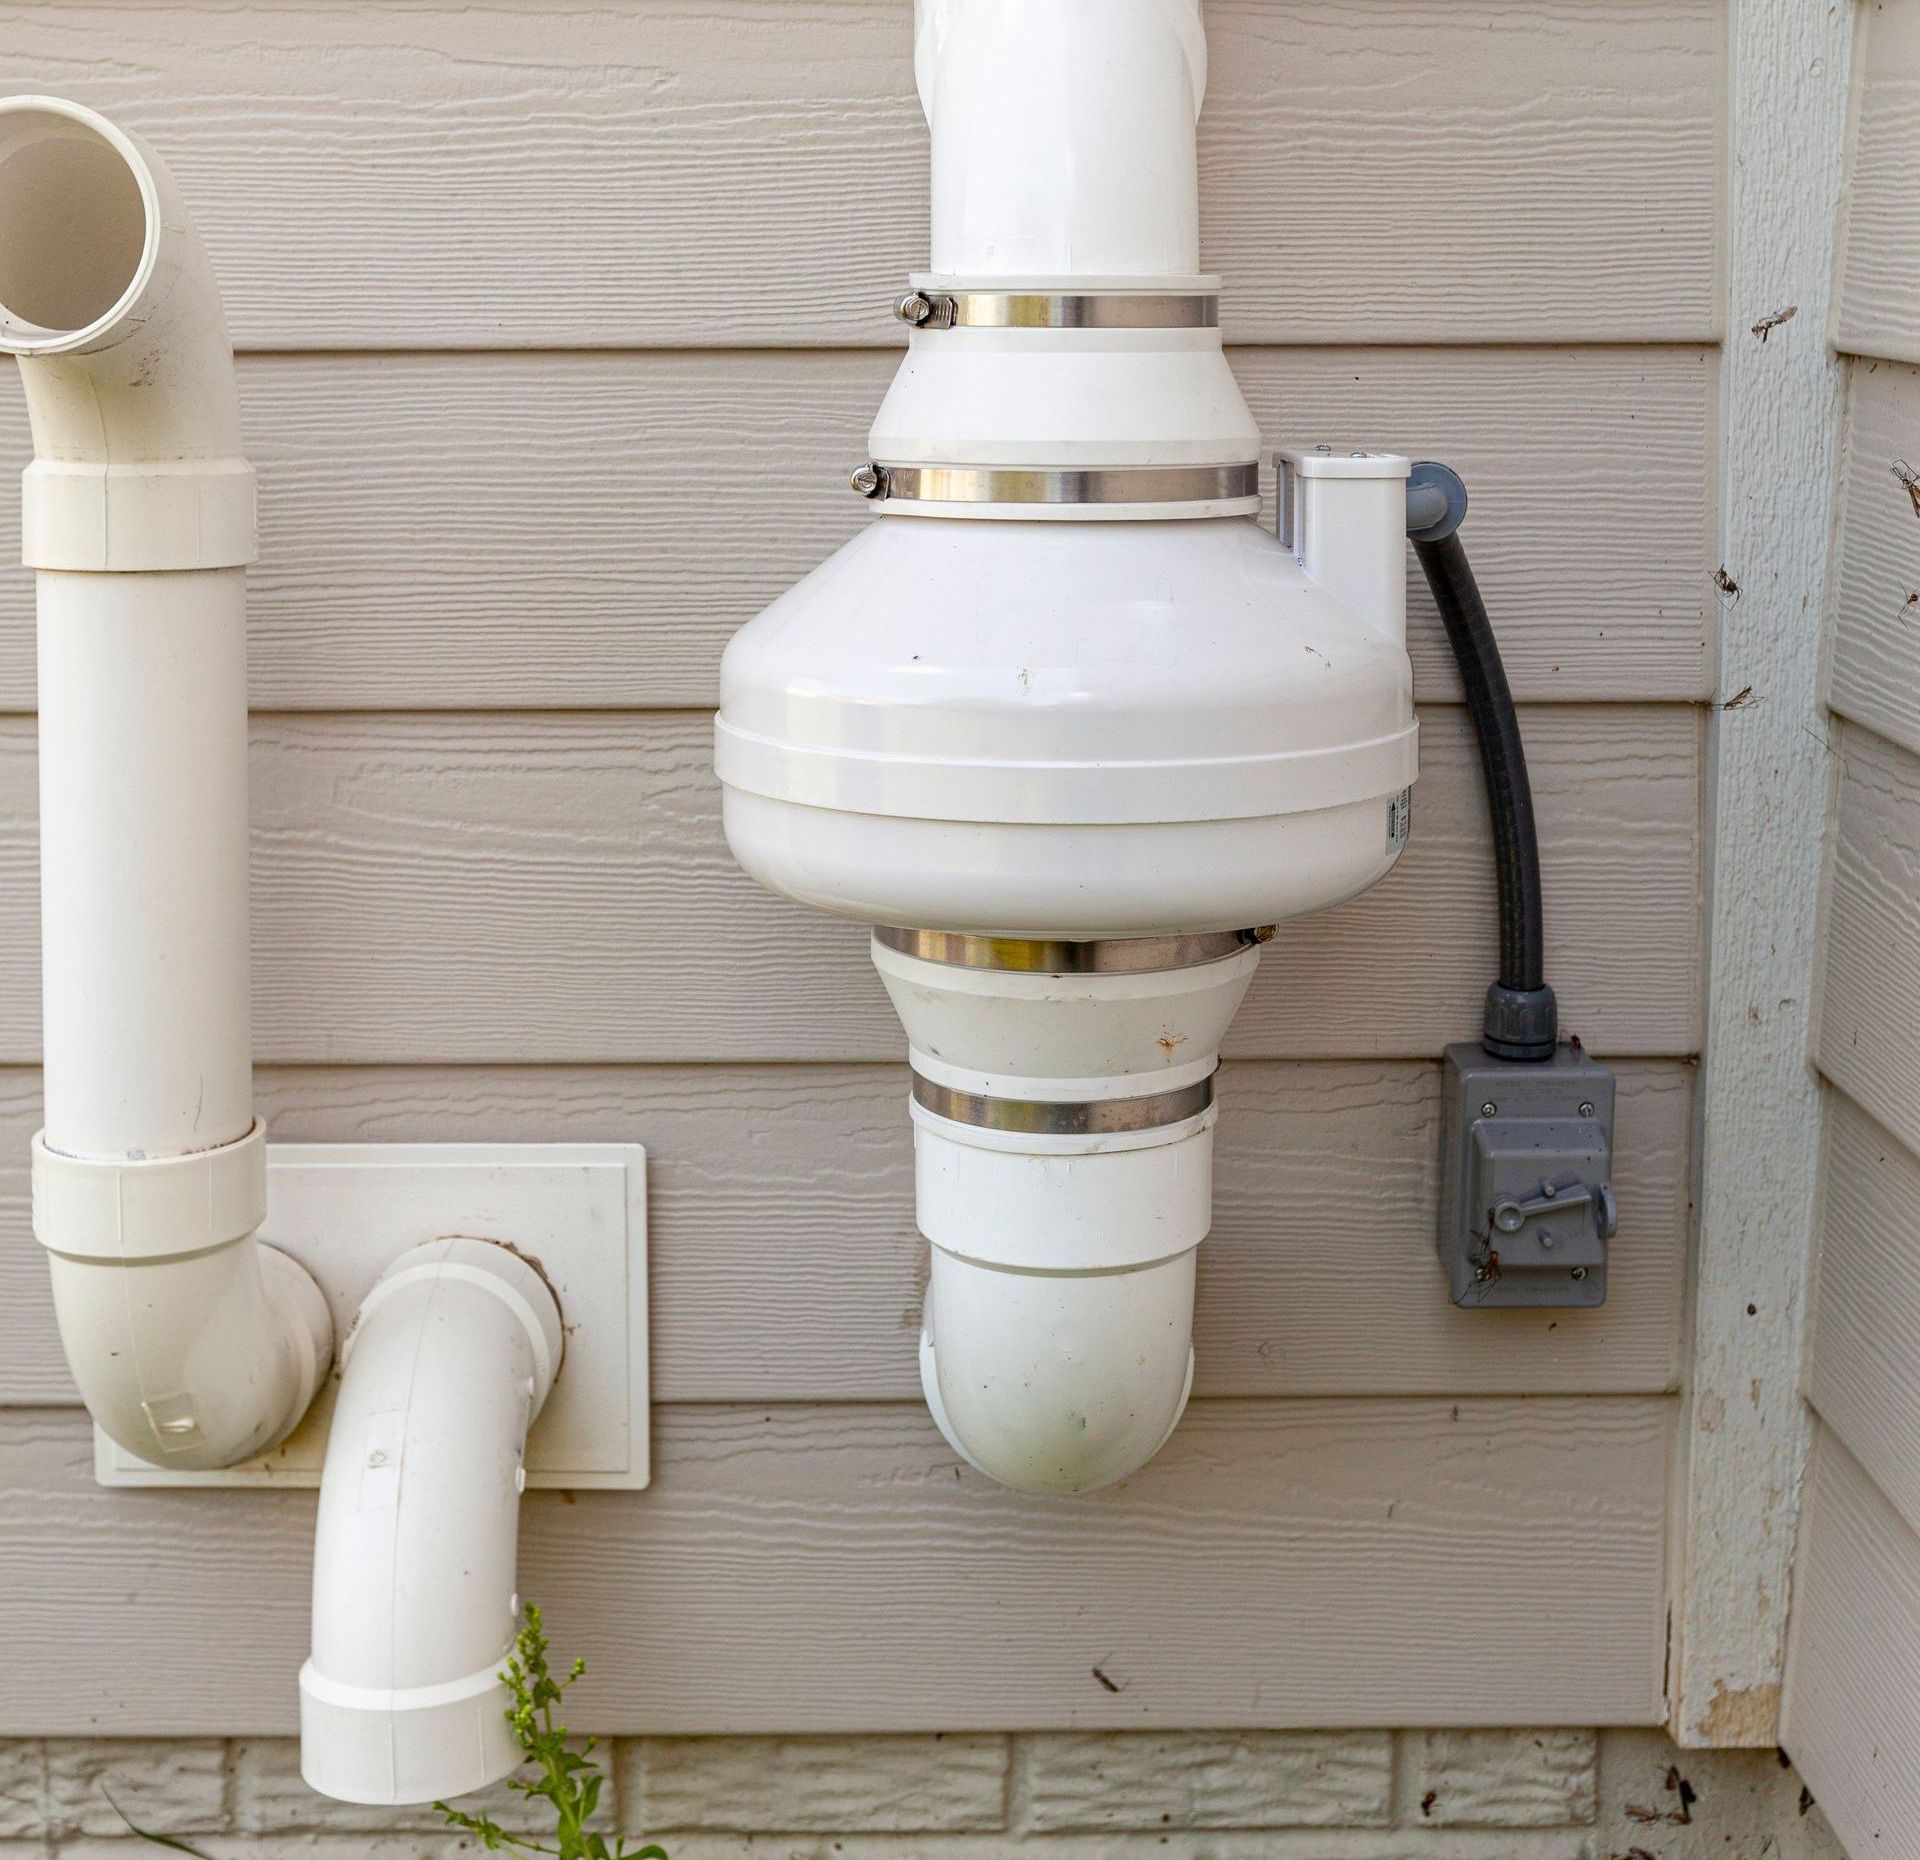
[95,1142,648,1490]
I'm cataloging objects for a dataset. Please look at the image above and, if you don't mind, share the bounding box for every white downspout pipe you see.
[0,96,329,1468]
[301,1239,563,1806]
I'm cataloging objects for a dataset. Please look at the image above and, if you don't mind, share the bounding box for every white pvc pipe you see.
[38,568,253,1157]
[875,937,1259,1493]
[916,0,1207,278]
[302,1239,563,1806]
[0,95,328,1469]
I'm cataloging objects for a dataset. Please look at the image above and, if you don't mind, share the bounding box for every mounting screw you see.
[1579,1100,1595,1118]
[895,290,935,326]
[1480,1101,1498,1118]
[1571,1267,1589,1282]
[1540,1232,1555,1249]
[850,462,889,499]
[1473,1267,1489,1282]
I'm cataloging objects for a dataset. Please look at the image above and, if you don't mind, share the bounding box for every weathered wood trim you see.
[1671,0,1853,1750]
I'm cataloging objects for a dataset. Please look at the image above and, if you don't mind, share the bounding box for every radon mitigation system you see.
[0,0,1618,1810]
[717,0,1615,1494]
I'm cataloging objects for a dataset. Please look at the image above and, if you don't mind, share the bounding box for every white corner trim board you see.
[0,94,332,1470]
[1671,0,1854,1748]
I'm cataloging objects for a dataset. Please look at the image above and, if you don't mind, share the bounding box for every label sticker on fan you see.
[1386,786,1412,851]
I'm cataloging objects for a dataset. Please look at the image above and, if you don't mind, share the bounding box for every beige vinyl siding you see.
[0,0,1715,1733]
[1785,1432,1920,1851]
[0,1,1718,350]
[0,1399,1672,1733]
[0,1058,1695,1407]
[0,346,1717,709]
[1782,1,1920,1845]
[0,705,1697,1065]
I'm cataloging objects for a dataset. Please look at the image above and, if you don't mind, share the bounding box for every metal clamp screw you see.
[850,463,890,500]
[1579,1100,1596,1118]
[895,290,956,330]
[1480,1101,1498,1118]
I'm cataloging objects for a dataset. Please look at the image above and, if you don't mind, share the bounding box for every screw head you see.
[1473,1267,1489,1282]
[849,462,887,499]
[895,291,934,326]
[1578,1100,1596,1118]
[1480,1100,1498,1118]
[1571,1267,1589,1282]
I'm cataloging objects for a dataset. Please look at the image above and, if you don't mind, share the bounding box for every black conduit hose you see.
[1405,462,1558,1062]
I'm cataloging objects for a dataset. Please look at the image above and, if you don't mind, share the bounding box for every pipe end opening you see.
[0,98,155,354]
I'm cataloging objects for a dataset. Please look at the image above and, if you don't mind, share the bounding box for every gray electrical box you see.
[1438,1041,1617,1308]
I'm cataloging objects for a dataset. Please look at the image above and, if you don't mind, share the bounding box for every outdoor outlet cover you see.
[95,1142,649,1490]
[1438,1043,1617,1309]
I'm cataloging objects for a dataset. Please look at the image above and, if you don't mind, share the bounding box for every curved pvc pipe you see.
[0,95,328,1468]
[302,1239,563,1806]
[915,0,1207,278]
[874,937,1258,1493]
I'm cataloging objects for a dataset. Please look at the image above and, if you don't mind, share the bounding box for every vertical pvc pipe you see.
[917,0,1208,277]
[36,568,253,1158]
[0,95,329,1470]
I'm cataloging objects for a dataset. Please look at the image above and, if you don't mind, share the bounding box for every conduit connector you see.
[303,1238,564,1806]
[0,95,331,1471]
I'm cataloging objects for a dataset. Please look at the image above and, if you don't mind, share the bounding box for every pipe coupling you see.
[32,1118,267,1262]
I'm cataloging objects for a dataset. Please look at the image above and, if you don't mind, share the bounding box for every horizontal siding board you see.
[1809,1092,1920,1542]
[0,1057,1693,1407]
[1825,358,1920,752]
[0,346,1717,710]
[0,705,1698,1064]
[1816,721,1920,1154]
[1834,0,1920,365]
[0,0,1718,350]
[0,1397,1671,1733]
[1784,1428,1920,1857]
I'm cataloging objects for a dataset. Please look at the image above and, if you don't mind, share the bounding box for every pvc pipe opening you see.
[0,100,156,353]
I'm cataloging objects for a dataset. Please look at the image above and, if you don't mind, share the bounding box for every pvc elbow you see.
[922,1243,1196,1495]
[0,95,254,572]
[876,935,1256,1493]
[302,1239,564,1806]
[34,1126,332,1470]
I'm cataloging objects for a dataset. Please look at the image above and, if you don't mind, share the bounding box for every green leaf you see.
[100,1787,220,1857]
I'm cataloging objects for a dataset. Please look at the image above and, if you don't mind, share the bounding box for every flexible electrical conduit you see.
[1407,463,1558,1061]
[0,95,330,1467]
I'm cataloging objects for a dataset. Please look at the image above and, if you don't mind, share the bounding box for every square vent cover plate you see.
[95,1142,648,1490]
